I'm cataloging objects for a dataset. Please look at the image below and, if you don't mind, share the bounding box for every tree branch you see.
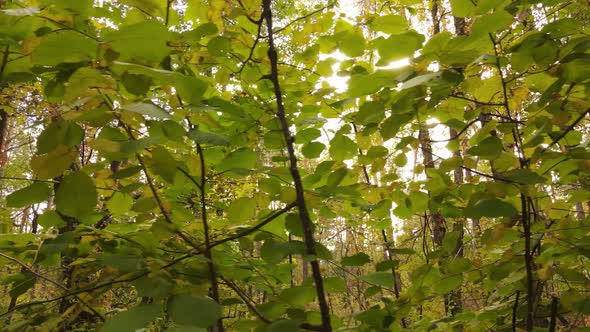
[261,1,332,330]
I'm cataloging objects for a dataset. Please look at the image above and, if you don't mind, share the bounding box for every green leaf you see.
[207,36,232,56]
[174,73,208,105]
[370,14,407,34]
[467,136,503,159]
[329,134,357,161]
[120,0,166,17]
[266,320,299,332]
[560,55,590,83]
[401,72,442,90]
[464,198,518,218]
[217,148,258,173]
[335,30,366,57]
[101,254,145,272]
[341,252,371,266]
[107,192,134,216]
[505,169,547,184]
[227,197,256,223]
[324,277,347,293]
[357,101,385,125]
[360,272,394,288]
[260,239,289,263]
[168,295,222,328]
[107,21,173,65]
[150,146,178,183]
[65,67,115,102]
[37,121,85,154]
[188,129,230,146]
[37,210,66,228]
[302,142,325,159]
[7,271,35,298]
[55,171,97,219]
[279,286,316,307]
[31,146,77,179]
[32,31,96,66]
[6,182,51,208]
[100,304,162,332]
[380,114,413,140]
[471,11,514,38]
[122,103,171,119]
[450,0,476,17]
[378,31,424,62]
[121,72,153,95]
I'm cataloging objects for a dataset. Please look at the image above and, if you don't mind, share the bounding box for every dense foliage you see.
[0,0,589,331]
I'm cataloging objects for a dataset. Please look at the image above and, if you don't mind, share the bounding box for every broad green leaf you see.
[302,142,325,159]
[100,304,162,332]
[408,191,429,214]
[132,277,172,301]
[450,0,476,17]
[101,254,145,272]
[6,182,51,208]
[266,320,299,332]
[188,129,230,146]
[107,21,173,65]
[360,272,394,288]
[260,239,289,263]
[433,274,463,294]
[279,286,316,307]
[37,210,66,228]
[37,121,85,154]
[122,103,171,119]
[217,148,258,173]
[55,171,97,219]
[32,31,96,66]
[464,198,518,218]
[370,14,407,34]
[7,271,35,298]
[560,55,590,83]
[150,146,178,183]
[174,73,208,105]
[168,295,222,328]
[341,252,371,266]
[31,146,77,179]
[65,67,115,102]
[380,114,413,140]
[467,136,503,159]
[470,11,514,38]
[335,30,365,57]
[445,258,472,274]
[401,72,442,90]
[329,134,357,161]
[505,169,547,184]
[227,197,256,223]
[121,72,153,96]
[324,277,347,293]
[442,231,460,253]
[378,31,424,63]
[357,101,385,125]
[347,69,410,97]
[107,192,134,216]
[120,0,166,17]
[207,36,232,56]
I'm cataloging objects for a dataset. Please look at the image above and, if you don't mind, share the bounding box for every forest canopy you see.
[0,0,589,331]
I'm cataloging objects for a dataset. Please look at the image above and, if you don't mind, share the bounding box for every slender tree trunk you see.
[261,1,331,330]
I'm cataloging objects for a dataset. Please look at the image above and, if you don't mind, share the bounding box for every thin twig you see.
[0,252,105,321]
